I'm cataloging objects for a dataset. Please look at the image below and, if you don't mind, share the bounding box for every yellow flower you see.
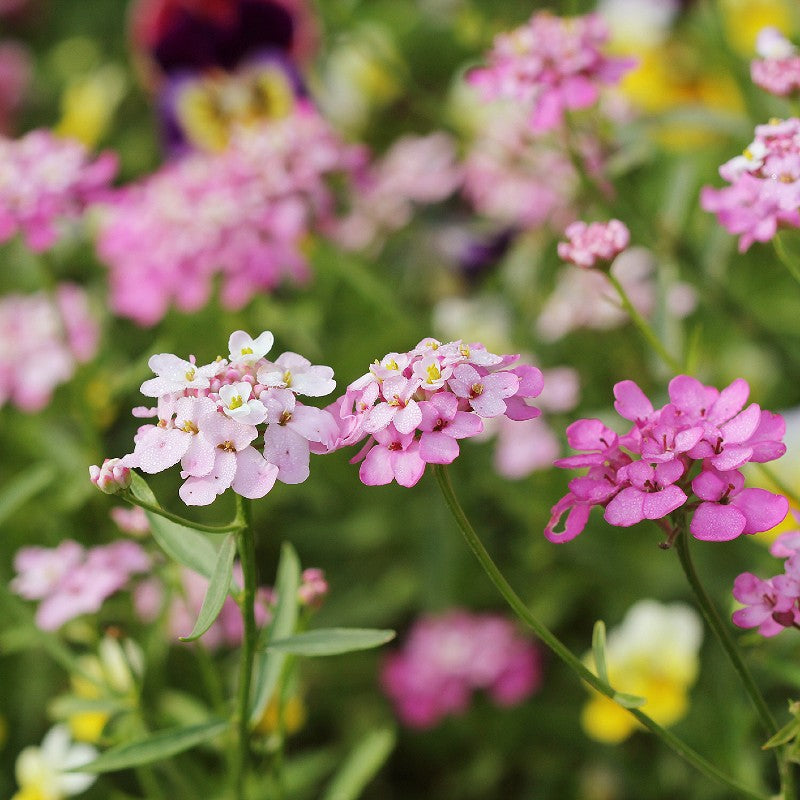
[253,692,306,737]
[582,601,703,744]
[55,65,126,148]
[718,0,795,55]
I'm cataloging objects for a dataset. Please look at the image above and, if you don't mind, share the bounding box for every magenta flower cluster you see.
[11,540,150,631]
[108,329,338,506]
[381,610,541,728]
[701,117,800,252]
[96,106,364,326]
[0,284,100,412]
[546,375,788,543]
[468,11,635,133]
[732,530,800,637]
[750,28,800,98]
[557,219,630,268]
[326,338,543,488]
[0,129,116,251]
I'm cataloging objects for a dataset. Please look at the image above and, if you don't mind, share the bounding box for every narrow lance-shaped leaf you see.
[180,533,237,642]
[249,541,300,724]
[71,719,228,774]
[266,628,396,657]
[321,728,396,800]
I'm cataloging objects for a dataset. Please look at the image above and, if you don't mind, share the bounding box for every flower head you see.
[101,330,336,506]
[326,338,542,487]
[557,219,630,268]
[468,11,635,133]
[546,375,788,543]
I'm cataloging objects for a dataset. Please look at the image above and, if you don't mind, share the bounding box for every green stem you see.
[606,271,684,374]
[433,465,769,800]
[674,526,794,799]
[231,497,257,800]
[773,234,800,287]
[120,491,245,534]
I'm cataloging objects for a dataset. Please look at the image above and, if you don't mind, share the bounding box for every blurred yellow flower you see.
[55,65,126,148]
[719,0,795,55]
[582,600,703,744]
[253,691,306,737]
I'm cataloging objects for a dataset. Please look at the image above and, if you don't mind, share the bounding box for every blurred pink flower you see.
[11,540,150,631]
[0,285,100,412]
[468,11,635,132]
[557,219,630,268]
[96,107,364,326]
[0,130,116,251]
[0,40,31,135]
[381,610,542,728]
[751,28,800,97]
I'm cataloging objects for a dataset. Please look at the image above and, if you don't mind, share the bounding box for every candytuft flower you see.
[99,330,337,506]
[325,338,543,487]
[546,375,788,543]
[557,219,630,269]
[468,11,635,133]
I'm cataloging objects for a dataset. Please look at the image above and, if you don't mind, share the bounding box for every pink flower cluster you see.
[546,375,788,543]
[11,540,150,631]
[701,117,800,251]
[732,530,800,637]
[557,219,630,268]
[331,132,462,252]
[325,338,543,487]
[0,129,116,251]
[109,330,337,506]
[750,28,800,98]
[96,106,364,326]
[468,11,635,132]
[381,610,541,728]
[0,284,100,412]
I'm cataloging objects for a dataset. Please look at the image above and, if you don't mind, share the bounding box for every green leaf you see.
[0,463,55,525]
[266,628,396,657]
[763,717,800,750]
[129,473,237,590]
[180,533,237,642]
[321,728,396,800]
[614,692,647,709]
[591,620,609,685]
[49,696,126,717]
[72,719,228,774]
[249,542,300,724]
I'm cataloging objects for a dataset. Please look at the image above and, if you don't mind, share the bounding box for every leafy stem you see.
[433,465,769,800]
[119,488,246,534]
[674,523,795,799]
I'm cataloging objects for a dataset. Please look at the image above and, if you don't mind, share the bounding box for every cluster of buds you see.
[557,219,630,269]
[96,330,337,506]
[546,375,788,543]
[325,338,543,487]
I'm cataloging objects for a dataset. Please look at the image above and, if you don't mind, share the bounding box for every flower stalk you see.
[231,497,257,800]
[434,464,770,800]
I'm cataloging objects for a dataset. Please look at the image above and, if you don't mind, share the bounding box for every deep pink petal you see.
[613,380,653,423]
[391,448,426,487]
[359,445,395,485]
[544,497,591,543]
[690,502,746,541]
[643,486,687,519]
[720,403,761,443]
[419,431,460,464]
[604,487,645,527]
[733,488,789,534]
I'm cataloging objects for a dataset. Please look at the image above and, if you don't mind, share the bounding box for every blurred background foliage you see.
[3,0,800,798]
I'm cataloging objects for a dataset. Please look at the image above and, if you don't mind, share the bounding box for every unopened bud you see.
[89,458,131,494]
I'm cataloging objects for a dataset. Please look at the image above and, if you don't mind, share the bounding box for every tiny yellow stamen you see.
[185,368,196,381]
[219,441,236,452]
[241,346,253,355]
[426,363,441,383]
[229,395,244,410]
[279,410,292,425]
[459,344,470,357]
[181,420,200,434]
[283,370,292,386]
[471,383,484,397]
[743,148,753,160]
[386,358,399,370]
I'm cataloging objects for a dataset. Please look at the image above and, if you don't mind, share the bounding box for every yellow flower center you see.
[426,363,441,383]
[229,395,244,410]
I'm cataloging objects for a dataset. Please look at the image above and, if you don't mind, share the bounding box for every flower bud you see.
[89,458,131,494]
